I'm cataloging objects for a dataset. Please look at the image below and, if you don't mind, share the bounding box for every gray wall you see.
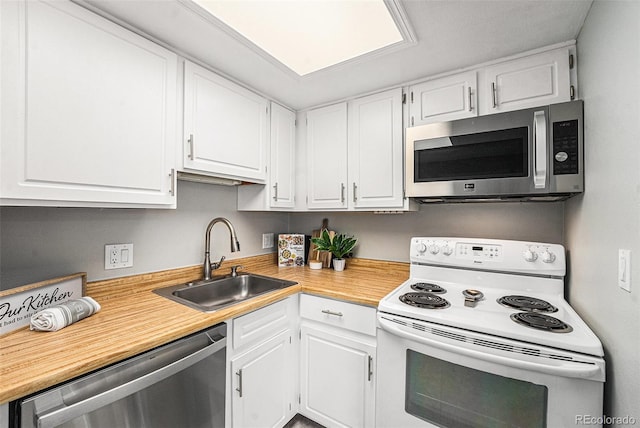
[566,0,640,422]
[0,180,289,289]
[289,203,565,262]
[0,184,565,290]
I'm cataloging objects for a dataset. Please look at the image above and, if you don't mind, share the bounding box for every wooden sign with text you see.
[0,273,86,335]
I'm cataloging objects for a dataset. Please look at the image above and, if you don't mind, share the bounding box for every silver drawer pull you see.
[321,309,343,317]
[235,369,243,397]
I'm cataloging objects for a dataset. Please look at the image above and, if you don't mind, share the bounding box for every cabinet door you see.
[183,61,268,183]
[300,326,375,428]
[409,71,477,126]
[0,0,177,208]
[231,330,295,428]
[270,103,296,208]
[348,89,404,209]
[306,103,348,209]
[482,48,572,114]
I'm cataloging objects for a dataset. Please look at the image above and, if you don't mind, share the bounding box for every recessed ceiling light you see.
[190,0,413,76]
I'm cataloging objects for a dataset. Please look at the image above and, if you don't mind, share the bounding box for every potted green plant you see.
[311,229,357,271]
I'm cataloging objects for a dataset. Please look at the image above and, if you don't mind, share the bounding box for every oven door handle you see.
[35,336,226,428]
[378,316,603,380]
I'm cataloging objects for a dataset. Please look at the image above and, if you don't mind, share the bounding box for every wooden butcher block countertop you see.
[0,254,408,404]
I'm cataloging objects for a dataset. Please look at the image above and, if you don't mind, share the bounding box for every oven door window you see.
[405,350,547,428]
[414,127,528,182]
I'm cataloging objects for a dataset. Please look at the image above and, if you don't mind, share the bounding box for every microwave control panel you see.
[552,119,579,175]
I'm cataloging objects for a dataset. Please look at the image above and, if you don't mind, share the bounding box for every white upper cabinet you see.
[306,103,349,210]
[409,71,478,126]
[237,102,296,211]
[480,47,573,114]
[270,103,296,208]
[0,0,178,208]
[305,89,407,211]
[407,45,575,126]
[183,61,268,183]
[348,88,404,209]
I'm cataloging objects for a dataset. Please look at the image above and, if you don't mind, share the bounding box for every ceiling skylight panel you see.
[192,0,405,76]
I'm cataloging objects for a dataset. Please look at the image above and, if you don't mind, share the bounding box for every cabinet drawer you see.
[233,297,293,351]
[299,294,376,336]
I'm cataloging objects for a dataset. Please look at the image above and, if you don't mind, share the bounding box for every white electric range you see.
[376,237,605,428]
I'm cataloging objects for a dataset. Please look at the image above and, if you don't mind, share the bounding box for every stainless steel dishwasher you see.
[13,323,226,428]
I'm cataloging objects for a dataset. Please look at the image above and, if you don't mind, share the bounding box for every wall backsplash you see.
[0,181,289,290]
[289,203,565,262]
[1,183,565,291]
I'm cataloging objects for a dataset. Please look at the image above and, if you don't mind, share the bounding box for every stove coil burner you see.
[510,312,573,333]
[399,292,450,309]
[410,282,446,294]
[497,295,558,313]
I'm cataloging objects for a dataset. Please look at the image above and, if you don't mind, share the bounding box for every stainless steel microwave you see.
[405,100,584,202]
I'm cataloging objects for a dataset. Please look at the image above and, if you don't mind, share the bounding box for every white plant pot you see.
[333,258,346,271]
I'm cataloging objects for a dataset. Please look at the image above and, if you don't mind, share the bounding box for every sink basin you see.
[154,273,298,312]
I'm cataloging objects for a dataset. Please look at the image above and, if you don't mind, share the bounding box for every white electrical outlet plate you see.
[618,249,631,292]
[105,243,134,270]
[262,233,274,249]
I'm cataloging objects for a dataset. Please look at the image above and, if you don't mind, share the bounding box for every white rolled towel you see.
[30,297,101,332]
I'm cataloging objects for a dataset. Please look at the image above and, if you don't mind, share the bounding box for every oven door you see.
[376,314,605,428]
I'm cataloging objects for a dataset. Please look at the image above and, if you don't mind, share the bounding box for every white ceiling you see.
[84,0,593,111]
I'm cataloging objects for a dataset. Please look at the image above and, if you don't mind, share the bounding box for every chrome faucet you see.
[203,217,240,280]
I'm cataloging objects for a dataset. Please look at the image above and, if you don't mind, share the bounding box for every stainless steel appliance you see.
[405,101,584,202]
[13,324,226,428]
[376,238,605,428]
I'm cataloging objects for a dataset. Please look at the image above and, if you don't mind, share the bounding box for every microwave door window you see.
[414,127,529,182]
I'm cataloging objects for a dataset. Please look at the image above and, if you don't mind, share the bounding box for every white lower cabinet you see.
[229,297,298,428]
[231,330,295,428]
[299,294,377,428]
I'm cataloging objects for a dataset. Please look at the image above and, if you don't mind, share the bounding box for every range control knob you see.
[428,244,440,255]
[442,245,454,256]
[523,249,538,262]
[541,250,556,263]
[416,242,427,254]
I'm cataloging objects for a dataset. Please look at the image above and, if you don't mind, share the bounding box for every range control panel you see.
[410,237,566,276]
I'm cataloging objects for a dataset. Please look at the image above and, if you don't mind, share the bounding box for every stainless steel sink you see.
[154,273,297,312]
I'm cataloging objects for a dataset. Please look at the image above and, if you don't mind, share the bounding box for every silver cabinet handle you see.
[368,355,373,381]
[187,134,194,160]
[340,183,345,204]
[321,309,343,317]
[468,87,473,112]
[235,369,243,397]
[273,182,278,201]
[169,168,175,196]
[36,337,226,428]
[491,82,497,108]
[353,182,358,202]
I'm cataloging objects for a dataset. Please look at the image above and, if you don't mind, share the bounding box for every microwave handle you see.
[533,110,547,189]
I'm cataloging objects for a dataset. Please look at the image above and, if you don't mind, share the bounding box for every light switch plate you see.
[262,233,274,249]
[618,249,631,292]
[105,243,134,270]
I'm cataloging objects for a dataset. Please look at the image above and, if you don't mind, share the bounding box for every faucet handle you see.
[230,265,244,277]
[211,256,226,270]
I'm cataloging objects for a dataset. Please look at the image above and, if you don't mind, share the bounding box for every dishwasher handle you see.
[36,334,226,428]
